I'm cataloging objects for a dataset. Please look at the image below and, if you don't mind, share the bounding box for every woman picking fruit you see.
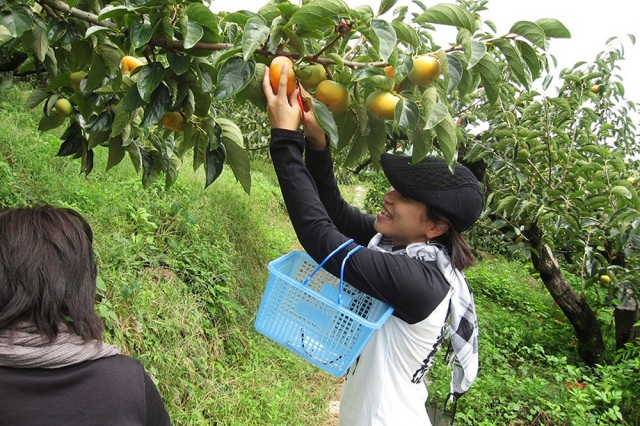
[262,63,484,425]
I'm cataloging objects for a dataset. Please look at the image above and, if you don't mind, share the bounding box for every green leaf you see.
[38,113,66,132]
[424,102,448,130]
[107,137,125,171]
[391,21,419,49]
[122,85,144,112]
[85,25,109,38]
[286,0,350,32]
[96,44,122,76]
[344,132,367,167]
[493,39,528,88]
[31,21,48,62]
[395,98,419,133]
[378,0,398,16]
[312,99,339,146]
[466,41,486,69]
[165,155,182,189]
[415,3,476,33]
[476,54,501,105]
[236,63,266,110]
[167,53,191,76]
[110,103,129,138]
[27,88,48,109]
[242,16,269,61]
[97,5,129,22]
[535,18,571,39]
[434,114,457,164]
[214,57,255,100]
[205,144,226,189]
[282,26,306,57]
[131,18,152,49]
[186,3,220,32]
[326,53,344,70]
[218,118,251,194]
[86,110,114,134]
[141,84,170,127]
[368,19,396,62]
[410,126,432,161]
[1,7,32,38]
[509,21,547,50]
[517,40,541,80]
[137,62,165,103]
[85,55,106,91]
[446,54,463,93]
[366,118,387,164]
[184,19,204,49]
[611,185,632,200]
[496,195,519,216]
[335,110,358,151]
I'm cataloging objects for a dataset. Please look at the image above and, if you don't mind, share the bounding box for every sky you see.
[209,0,640,105]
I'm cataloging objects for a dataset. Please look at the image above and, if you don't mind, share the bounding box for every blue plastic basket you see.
[254,240,394,377]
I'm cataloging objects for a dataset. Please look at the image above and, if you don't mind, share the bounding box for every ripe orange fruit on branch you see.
[162,112,185,132]
[316,80,350,114]
[121,56,144,75]
[54,99,73,117]
[269,56,296,96]
[366,91,399,120]
[408,55,441,86]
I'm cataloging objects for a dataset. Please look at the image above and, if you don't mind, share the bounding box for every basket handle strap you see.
[338,245,363,306]
[301,239,354,286]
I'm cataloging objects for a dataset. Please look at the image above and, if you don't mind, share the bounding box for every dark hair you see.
[0,205,102,341]
[426,207,476,270]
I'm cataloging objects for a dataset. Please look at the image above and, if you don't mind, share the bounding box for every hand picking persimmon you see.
[269,56,296,96]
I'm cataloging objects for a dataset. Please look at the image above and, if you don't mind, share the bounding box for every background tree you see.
[463,37,639,364]
[1,0,638,365]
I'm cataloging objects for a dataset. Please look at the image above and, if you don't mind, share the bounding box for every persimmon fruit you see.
[297,64,326,89]
[269,56,296,96]
[120,56,144,75]
[316,80,350,114]
[54,98,73,117]
[162,112,185,132]
[365,91,399,120]
[408,55,441,86]
[69,71,87,91]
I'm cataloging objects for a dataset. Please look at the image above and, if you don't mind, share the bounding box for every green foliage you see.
[426,258,637,425]
[0,85,337,424]
[3,83,639,424]
[0,0,570,189]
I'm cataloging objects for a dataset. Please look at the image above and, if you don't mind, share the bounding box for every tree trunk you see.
[525,226,606,366]
[614,298,639,350]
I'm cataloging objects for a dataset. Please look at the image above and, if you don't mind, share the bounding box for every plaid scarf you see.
[367,233,479,400]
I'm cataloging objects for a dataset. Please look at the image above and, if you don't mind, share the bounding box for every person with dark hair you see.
[263,65,484,425]
[0,205,171,425]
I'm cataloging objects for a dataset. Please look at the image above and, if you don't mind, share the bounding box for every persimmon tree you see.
[463,36,639,364]
[2,0,638,365]
[0,0,569,191]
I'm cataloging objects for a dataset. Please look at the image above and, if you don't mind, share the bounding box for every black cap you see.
[380,154,484,232]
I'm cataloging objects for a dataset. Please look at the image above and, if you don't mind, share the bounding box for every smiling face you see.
[374,189,448,246]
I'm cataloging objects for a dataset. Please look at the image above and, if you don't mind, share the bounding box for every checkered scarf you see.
[367,233,479,399]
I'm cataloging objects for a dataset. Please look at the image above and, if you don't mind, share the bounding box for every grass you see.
[2,82,638,425]
[0,83,338,425]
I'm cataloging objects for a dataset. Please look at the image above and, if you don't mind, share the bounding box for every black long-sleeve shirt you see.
[0,354,170,425]
[270,129,449,324]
